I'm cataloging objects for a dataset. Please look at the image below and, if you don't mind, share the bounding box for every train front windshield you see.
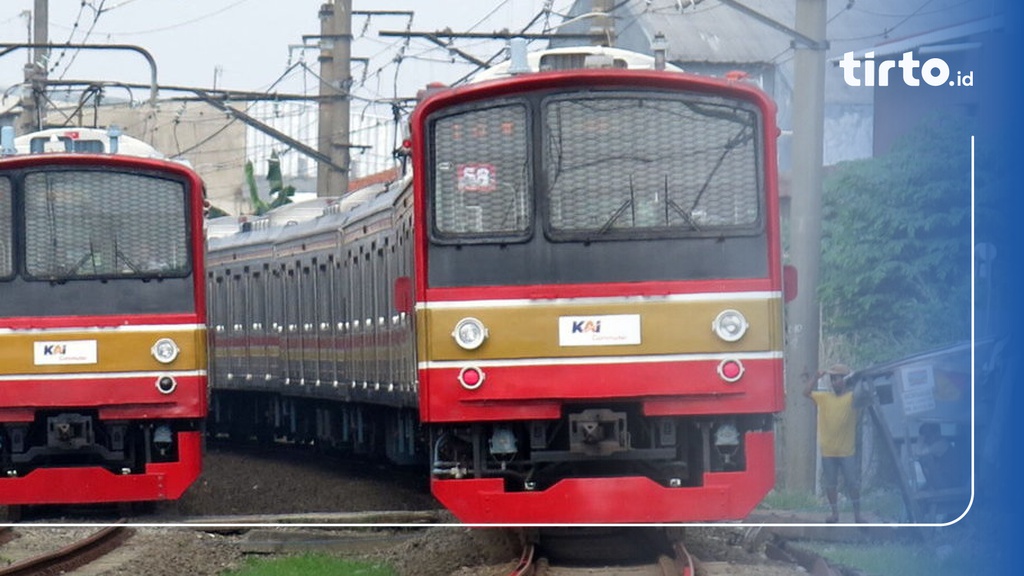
[0,168,196,317]
[543,94,760,239]
[23,170,190,281]
[426,89,767,287]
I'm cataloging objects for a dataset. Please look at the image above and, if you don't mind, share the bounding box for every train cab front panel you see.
[412,69,784,523]
[0,151,208,505]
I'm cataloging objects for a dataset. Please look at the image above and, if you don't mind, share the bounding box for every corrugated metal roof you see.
[560,0,997,65]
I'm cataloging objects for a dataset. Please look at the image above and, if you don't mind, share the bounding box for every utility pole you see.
[18,0,48,134]
[316,0,351,198]
[784,0,828,492]
[715,0,828,491]
[590,0,615,46]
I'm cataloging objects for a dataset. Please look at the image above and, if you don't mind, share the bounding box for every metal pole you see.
[4,43,161,110]
[782,0,827,492]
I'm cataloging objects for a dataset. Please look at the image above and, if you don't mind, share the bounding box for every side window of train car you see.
[431,102,532,243]
[0,176,11,279]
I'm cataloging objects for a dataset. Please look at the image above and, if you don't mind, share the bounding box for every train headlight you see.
[452,317,488,350]
[711,309,748,342]
[151,338,180,364]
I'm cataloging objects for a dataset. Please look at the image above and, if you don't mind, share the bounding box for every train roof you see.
[207,174,410,252]
[6,127,166,159]
[471,45,683,82]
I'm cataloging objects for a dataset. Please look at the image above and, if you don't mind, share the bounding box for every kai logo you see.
[33,340,98,366]
[42,344,68,355]
[571,320,602,334]
[559,314,641,347]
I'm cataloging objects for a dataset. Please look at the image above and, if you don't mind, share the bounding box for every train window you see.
[542,92,762,240]
[22,170,190,280]
[29,135,105,154]
[317,263,331,329]
[0,177,11,279]
[430,102,531,243]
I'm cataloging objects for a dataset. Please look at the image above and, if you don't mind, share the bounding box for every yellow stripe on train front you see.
[417,294,782,362]
[0,326,207,375]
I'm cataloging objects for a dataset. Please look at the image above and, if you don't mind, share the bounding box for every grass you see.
[759,488,912,522]
[221,553,396,576]
[802,540,980,576]
[759,489,821,512]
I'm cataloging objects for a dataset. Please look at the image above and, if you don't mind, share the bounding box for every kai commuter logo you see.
[839,51,974,88]
[571,319,602,334]
[33,340,98,365]
[558,314,641,347]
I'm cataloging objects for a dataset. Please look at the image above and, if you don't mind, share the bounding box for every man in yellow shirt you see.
[804,363,866,523]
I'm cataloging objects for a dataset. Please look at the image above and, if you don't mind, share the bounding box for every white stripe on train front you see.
[419,350,782,370]
[0,324,205,335]
[416,291,782,311]
[0,370,207,382]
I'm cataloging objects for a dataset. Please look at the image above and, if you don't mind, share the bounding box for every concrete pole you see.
[18,0,48,134]
[333,0,351,195]
[782,0,827,492]
[316,3,337,197]
[316,0,351,198]
[590,0,615,46]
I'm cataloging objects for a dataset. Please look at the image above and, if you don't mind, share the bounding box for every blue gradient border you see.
[975,1,1022,573]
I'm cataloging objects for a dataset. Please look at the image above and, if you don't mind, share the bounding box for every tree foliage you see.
[819,115,972,365]
[245,151,295,215]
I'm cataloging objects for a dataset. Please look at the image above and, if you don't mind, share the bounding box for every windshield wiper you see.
[689,124,753,214]
[596,175,637,234]
[67,240,98,276]
[114,232,142,274]
[658,175,701,232]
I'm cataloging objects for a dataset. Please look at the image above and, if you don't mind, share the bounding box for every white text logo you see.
[839,51,974,88]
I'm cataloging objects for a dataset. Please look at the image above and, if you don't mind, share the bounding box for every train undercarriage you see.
[430,406,773,493]
[0,412,196,479]
[209,389,775,522]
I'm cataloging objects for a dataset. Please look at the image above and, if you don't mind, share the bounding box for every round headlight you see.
[151,338,180,364]
[452,317,488,350]
[712,309,748,342]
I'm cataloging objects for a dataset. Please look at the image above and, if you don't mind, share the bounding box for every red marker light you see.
[458,366,485,390]
[718,359,744,383]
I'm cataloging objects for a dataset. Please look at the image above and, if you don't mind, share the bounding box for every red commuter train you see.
[207,46,785,523]
[0,127,208,508]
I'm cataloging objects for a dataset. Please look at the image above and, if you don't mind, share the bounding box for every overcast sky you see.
[1,0,574,106]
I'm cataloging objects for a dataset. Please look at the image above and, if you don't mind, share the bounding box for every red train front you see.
[0,128,207,507]
[412,56,785,523]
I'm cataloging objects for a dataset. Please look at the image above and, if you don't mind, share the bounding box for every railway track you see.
[0,521,866,576]
[0,525,133,576]
[509,544,692,576]
[507,529,694,576]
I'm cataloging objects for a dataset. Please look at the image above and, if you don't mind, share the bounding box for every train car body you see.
[0,127,208,505]
[207,46,784,523]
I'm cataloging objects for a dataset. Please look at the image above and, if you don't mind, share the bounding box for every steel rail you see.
[0,525,132,576]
